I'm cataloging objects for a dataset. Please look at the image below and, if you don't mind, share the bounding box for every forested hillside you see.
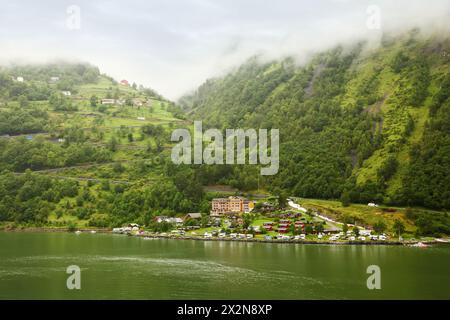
[181,31,450,210]
[0,33,449,237]
[0,62,206,228]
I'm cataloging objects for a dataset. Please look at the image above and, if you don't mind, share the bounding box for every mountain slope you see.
[181,31,450,209]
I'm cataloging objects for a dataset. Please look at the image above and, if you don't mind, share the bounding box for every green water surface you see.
[0,232,449,299]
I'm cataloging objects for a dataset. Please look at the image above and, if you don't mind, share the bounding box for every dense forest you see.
[181,31,450,211]
[0,165,207,227]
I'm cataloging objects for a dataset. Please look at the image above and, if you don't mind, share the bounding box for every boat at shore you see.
[409,242,429,248]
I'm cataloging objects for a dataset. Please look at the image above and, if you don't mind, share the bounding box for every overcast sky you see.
[0,0,449,99]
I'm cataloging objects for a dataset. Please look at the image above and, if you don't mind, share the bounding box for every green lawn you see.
[76,77,137,97]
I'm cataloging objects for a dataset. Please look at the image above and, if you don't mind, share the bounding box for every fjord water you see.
[0,232,449,299]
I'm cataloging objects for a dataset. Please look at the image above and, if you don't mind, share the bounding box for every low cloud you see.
[0,0,449,99]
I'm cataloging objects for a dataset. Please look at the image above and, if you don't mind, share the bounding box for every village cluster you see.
[12,75,150,115]
[112,196,388,243]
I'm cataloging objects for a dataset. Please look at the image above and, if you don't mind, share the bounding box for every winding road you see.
[288,199,363,230]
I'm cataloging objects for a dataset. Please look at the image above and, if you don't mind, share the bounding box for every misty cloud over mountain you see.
[1,0,449,99]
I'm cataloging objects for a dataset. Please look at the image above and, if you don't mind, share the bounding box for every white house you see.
[128,223,140,231]
[62,91,71,96]
[137,117,146,121]
[133,98,144,107]
[50,76,60,82]
[16,76,24,82]
[360,229,372,236]
[101,99,115,105]
[368,203,378,207]
[154,216,183,225]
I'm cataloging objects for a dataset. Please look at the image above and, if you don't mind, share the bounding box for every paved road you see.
[13,171,130,184]
[288,199,364,230]
[22,160,136,173]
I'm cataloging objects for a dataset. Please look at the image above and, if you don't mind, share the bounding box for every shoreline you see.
[0,227,111,233]
[134,233,448,246]
[1,227,448,246]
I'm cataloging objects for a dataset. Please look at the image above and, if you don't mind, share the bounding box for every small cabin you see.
[101,99,115,105]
